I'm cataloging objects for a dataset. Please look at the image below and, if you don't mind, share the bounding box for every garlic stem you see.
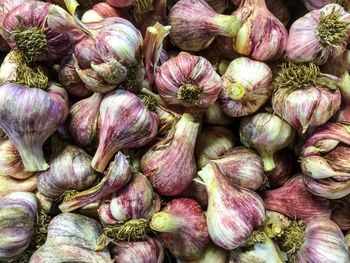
[150,212,181,232]
[226,83,246,100]
[210,14,241,37]
[140,87,167,106]
[177,83,203,105]
[260,151,275,172]
[16,142,48,172]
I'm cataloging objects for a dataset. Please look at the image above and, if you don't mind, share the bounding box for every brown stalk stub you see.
[279,220,305,257]
[177,83,203,105]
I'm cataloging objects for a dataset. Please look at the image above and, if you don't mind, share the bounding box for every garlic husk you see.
[105,172,159,222]
[331,196,350,231]
[198,163,265,250]
[37,144,98,199]
[266,150,294,188]
[92,90,159,172]
[111,237,164,263]
[240,113,295,172]
[219,57,273,117]
[199,147,264,191]
[262,175,332,220]
[321,50,350,77]
[0,139,32,179]
[141,113,199,196]
[229,235,285,263]
[0,83,69,172]
[59,152,132,212]
[30,212,112,263]
[169,0,240,51]
[177,243,228,263]
[2,1,74,62]
[0,192,38,261]
[286,4,350,65]
[195,126,235,160]
[0,175,37,197]
[67,92,103,147]
[232,0,288,61]
[280,218,349,263]
[203,101,234,125]
[155,53,222,110]
[263,210,291,239]
[106,0,134,7]
[151,198,209,260]
[179,177,208,209]
[82,2,119,23]
[302,0,350,11]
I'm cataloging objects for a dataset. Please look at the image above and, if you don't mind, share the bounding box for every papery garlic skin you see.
[177,243,228,263]
[169,0,240,51]
[266,150,293,188]
[155,53,222,110]
[198,163,265,250]
[67,92,103,147]
[30,213,112,263]
[0,83,69,172]
[37,144,98,199]
[286,4,350,65]
[240,113,295,172]
[92,90,159,172]
[0,139,32,179]
[141,113,199,196]
[0,192,37,261]
[232,0,288,61]
[106,0,134,8]
[219,57,273,117]
[0,175,37,197]
[151,198,209,260]
[111,237,164,263]
[179,178,208,209]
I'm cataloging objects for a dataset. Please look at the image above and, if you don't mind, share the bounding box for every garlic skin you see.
[67,92,103,147]
[0,51,18,83]
[59,152,132,212]
[106,0,134,7]
[266,150,294,188]
[240,113,295,172]
[0,192,37,261]
[331,196,350,231]
[195,126,235,160]
[262,175,332,220]
[37,144,98,199]
[0,139,32,179]
[177,243,228,263]
[203,101,234,125]
[272,63,341,133]
[0,83,69,172]
[141,113,199,196]
[286,4,350,65]
[199,147,264,191]
[282,218,349,263]
[302,0,350,11]
[0,175,37,197]
[155,53,222,110]
[232,0,288,62]
[92,90,159,172]
[150,198,209,260]
[169,0,240,51]
[30,213,112,263]
[100,173,159,222]
[198,163,265,250]
[179,178,208,209]
[219,57,273,117]
[111,237,164,263]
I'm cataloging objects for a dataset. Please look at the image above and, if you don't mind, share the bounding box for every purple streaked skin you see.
[263,175,332,220]
[91,90,159,172]
[0,83,69,172]
[266,150,294,188]
[111,237,164,263]
[59,152,131,212]
[140,114,199,196]
[198,163,265,250]
[153,198,209,260]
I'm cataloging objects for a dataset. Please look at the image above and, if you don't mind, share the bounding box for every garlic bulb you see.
[272,63,341,133]
[169,0,240,51]
[195,126,235,160]
[240,113,295,171]
[155,53,222,110]
[203,101,234,125]
[280,218,349,263]
[141,113,199,196]
[302,0,350,11]
[0,83,69,172]
[150,198,209,259]
[232,0,288,61]
[286,4,350,65]
[179,178,208,209]
[92,90,159,172]
[0,192,37,261]
[198,163,265,250]
[177,243,228,263]
[219,57,273,117]
[37,144,98,199]
[199,147,264,191]
[0,139,32,179]
[30,213,112,262]
[0,175,37,197]
[111,237,164,263]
